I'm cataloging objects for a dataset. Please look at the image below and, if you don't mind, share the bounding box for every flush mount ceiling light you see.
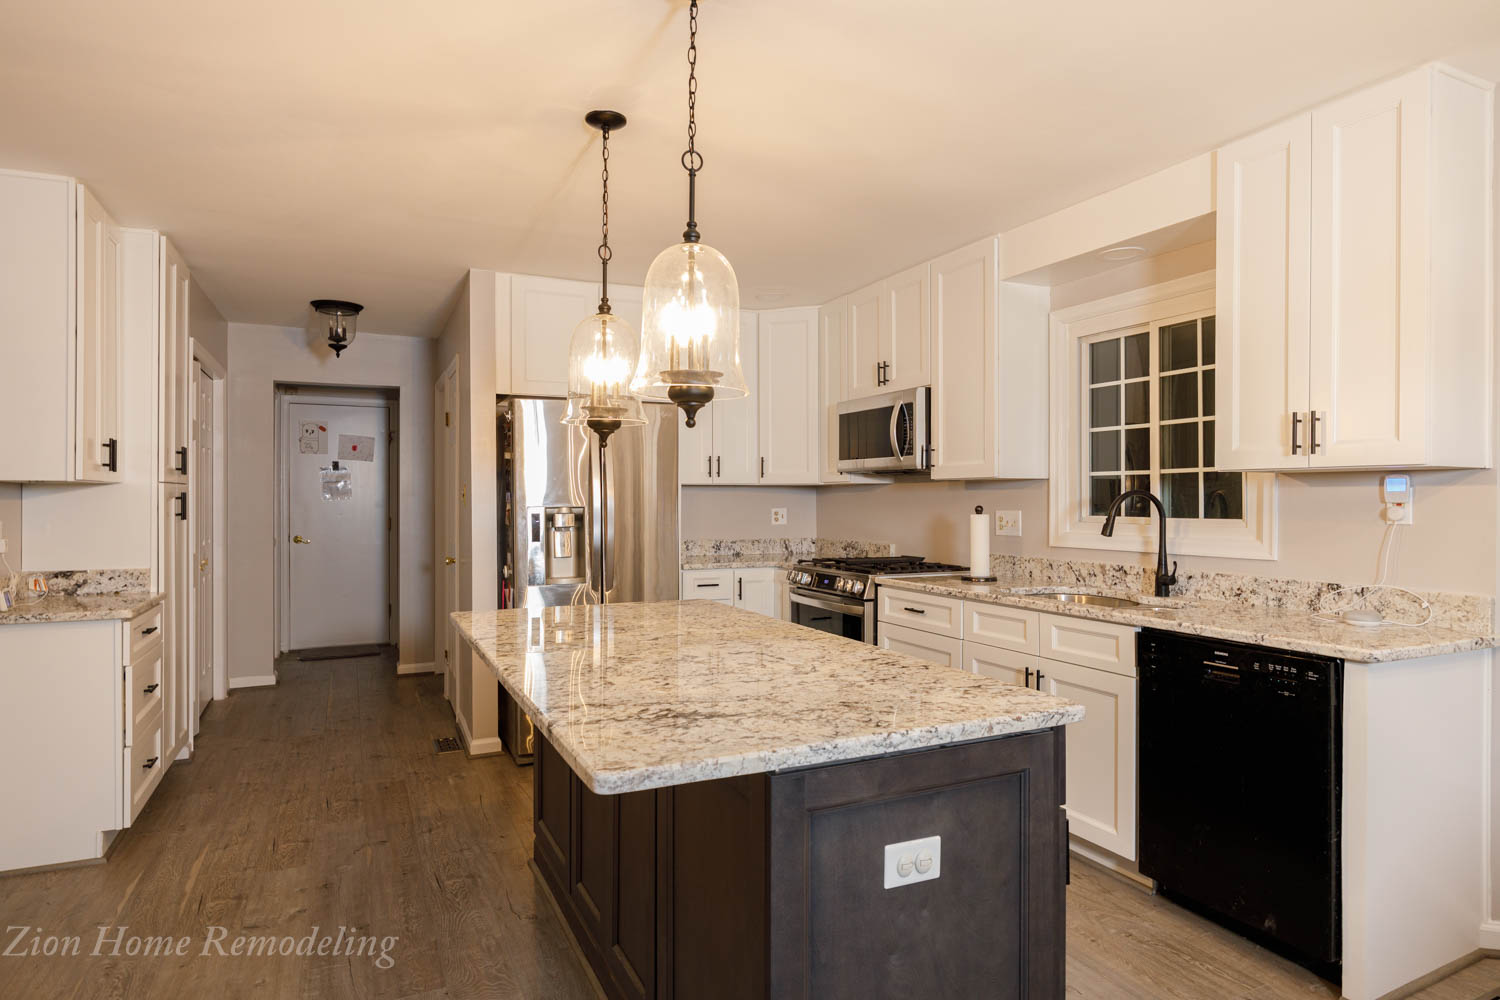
[1098,245,1147,262]
[634,0,745,429]
[309,299,363,357]
[564,109,645,448]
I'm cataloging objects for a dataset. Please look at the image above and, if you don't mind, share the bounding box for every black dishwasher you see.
[1137,629,1342,981]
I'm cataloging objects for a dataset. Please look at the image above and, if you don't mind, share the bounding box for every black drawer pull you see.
[903,606,927,615]
[695,583,718,589]
[176,446,188,475]
[143,683,159,694]
[142,756,159,770]
[175,492,188,520]
[140,626,158,636]
[1035,670,1045,689]
[104,437,118,472]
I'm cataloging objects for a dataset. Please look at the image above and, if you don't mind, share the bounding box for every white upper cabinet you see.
[756,307,820,484]
[1216,114,1313,472]
[0,172,126,483]
[818,299,848,483]
[846,281,882,398]
[510,275,598,397]
[159,236,190,483]
[930,237,1049,480]
[677,311,761,484]
[1218,64,1494,471]
[882,262,931,392]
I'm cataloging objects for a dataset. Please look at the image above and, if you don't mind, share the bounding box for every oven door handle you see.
[790,588,865,616]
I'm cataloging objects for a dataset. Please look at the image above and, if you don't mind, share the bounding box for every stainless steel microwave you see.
[836,387,930,473]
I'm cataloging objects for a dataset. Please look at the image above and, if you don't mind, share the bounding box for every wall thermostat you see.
[1381,474,1413,524]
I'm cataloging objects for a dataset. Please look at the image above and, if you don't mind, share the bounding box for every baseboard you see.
[1480,920,1500,949]
[465,736,506,758]
[1069,838,1154,890]
[228,674,277,690]
[396,660,435,676]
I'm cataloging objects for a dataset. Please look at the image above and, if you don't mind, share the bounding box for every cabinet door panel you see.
[964,640,1039,686]
[678,407,714,484]
[160,237,191,483]
[931,240,994,479]
[757,308,820,484]
[818,300,848,483]
[511,275,596,397]
[877,621,962,668]
[78,186,123,483]
[733,568,778,617]
[1309,72,1428,467]
[710,312,759,483]
[882,263,930,392]
[1216,114,1312,471]
[1037,658,1137,861]
[847,281,882,398]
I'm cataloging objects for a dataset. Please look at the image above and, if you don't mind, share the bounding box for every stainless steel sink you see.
[1031,592,1144,609]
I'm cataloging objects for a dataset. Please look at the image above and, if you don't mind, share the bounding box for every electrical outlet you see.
[770,507,787,525]
[995,510,1022,537]
[884,835,942,889]
[27,574,47,595]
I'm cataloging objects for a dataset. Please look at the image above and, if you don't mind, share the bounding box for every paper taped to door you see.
[299,420,328,454]
[321,464,352,501]
[338,434,375,462]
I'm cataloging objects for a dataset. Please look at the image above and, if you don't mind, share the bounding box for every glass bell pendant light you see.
[309,299,362,357]
[634,0,745,428]
[564,110,645,447]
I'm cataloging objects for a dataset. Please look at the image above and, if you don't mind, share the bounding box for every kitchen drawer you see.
[127,604,163,661]
[127,703,166,824]
[1039,613,1136,677]
[681,569,734,602]
[877,588,962,638]
[965,603,1040,654]
[878,621,963,669]
[125,639,164,745]
[964,639,1041,687]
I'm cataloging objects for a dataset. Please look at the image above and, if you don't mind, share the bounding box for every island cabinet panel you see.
[532,727,1067,1000]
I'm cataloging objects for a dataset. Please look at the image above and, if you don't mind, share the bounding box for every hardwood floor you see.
[0,650,1494,1000]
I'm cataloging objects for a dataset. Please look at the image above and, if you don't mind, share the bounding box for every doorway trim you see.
[274,386,397,656]
[193,342,229,706]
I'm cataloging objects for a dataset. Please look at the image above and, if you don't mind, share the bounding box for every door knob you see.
[445,557,456,565]
[292,535,311,544]
[199,559,209,571]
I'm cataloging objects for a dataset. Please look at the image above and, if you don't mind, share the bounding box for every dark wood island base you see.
[532,727,1069,1000]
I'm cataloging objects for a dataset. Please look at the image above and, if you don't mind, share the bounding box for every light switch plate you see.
[995,510,1022,537]
[884,835,941,889]
[770,507,787,525]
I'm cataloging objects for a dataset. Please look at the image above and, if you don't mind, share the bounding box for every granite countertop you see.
[874,576,1496,663]
[680,556,796,570]
[452,600,1083,794]
[0,590,164,625]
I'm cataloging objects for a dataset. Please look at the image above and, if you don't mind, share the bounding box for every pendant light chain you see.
[681,0,702,243]
[598,124,613,313]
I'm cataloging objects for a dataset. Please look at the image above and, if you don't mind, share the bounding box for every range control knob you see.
[850,580,865,595]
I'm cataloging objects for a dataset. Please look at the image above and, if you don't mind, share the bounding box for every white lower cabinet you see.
[878,621,962,668]
[681,567,780,618]
[964,638,1040,685]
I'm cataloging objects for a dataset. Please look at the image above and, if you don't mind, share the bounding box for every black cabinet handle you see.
[760,456,765,478]
[1035,670,1045,690]
[143,683,159,694]
[716,456,721,477]
[104,437,118,472]
[738,578,743,600]
[175,492,187,520]
[142,756,159,770]
[707,455,713,478]
[695,582,717,589]
[1024,667,1032,687]
[1290,411,1303,455]
[177,446,188,475]
[140,626,158,636]
[902,606,927,615]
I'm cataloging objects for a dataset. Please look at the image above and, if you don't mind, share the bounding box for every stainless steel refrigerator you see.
[496,396,680,761]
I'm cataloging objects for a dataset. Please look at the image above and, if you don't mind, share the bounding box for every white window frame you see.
[1048,271,1277,560]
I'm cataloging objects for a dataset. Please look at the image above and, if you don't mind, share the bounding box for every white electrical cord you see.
[0,552,49,606]
[1311,520,1431,628]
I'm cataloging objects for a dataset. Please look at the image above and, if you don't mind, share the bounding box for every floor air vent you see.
[433,736,462,754]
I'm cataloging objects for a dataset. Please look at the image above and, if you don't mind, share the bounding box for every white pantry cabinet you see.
[0,171,124,483]
[929,238,1050,480]
[678,312,760,484]
[160,481,192,758]
[845,264,931,397]
[1217,64,1494,471]
[756,307,820,484]
[159,237,191,483]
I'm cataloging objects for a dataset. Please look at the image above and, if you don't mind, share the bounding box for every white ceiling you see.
[3,1,1498,336]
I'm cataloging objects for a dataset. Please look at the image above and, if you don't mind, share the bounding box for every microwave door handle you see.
[889,404,902,460]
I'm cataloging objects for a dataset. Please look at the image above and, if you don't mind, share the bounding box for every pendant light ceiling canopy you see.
[633,0,744,429]
[309,299,362,357]
[564,109,645,446]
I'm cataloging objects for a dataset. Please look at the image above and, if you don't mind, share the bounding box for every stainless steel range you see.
[786,556,966,643]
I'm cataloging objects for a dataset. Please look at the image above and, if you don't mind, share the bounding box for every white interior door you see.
[285,400,390,649]
[193,366,214,717]
[438,366,459,695]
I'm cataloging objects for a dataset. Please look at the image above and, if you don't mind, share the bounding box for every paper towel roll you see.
[969,506,990,579]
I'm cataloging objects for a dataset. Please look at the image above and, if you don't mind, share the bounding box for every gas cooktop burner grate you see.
[798,556,965,574]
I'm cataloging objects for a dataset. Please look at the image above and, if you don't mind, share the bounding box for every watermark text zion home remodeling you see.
[4,925,399,969]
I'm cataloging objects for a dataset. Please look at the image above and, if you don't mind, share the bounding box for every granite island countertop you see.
[0,590,163,625]
[874,575,1497,663]
[452,600,1083,794]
